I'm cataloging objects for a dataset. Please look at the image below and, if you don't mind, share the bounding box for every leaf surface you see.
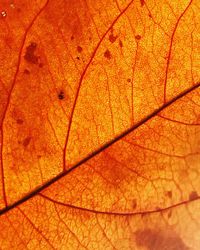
[0,0,200,249]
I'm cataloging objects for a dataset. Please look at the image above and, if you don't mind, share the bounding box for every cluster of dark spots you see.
[135,35,142,40]
[77,46,83,53]
[58,90,65,100]
[189,191,198,201]
[24,42,38,64]
[109,33,118,43]
[104,49,112,60]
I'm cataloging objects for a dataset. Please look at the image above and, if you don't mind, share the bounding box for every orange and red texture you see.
[0,0,200,249]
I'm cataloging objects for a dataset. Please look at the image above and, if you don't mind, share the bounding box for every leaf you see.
[0,0,200,249]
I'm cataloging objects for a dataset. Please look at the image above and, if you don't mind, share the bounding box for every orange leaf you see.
[0,0,200,249]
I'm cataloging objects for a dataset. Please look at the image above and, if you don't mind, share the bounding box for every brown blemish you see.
[24,69,30,74]
[104,49,112,60]
[22,136,32,147]
[140,0,145,6]
[135,35,142,40]
[16,119,24,124]
[189,191,198,201]
[166,190,172,198]
[109,34,117,43]
[58,90,65,100]
[12,108,25,125]
[119,40,123,47]
[135,228,189,250]
[77,46,83,53]
[24,42,38,64]
[127,78,131,82]
[132,199,137,209]
[167,210,172,218]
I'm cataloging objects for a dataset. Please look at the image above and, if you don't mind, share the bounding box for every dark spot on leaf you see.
[132,199,137,209]
[167,210,172,218]
[166,190,172,198]
[135,35,142,40]
[24,69,30,74]
[76,56,80,60]
[140,0,145,6]
[23,137,32,147]
[109,34,117,43]
[58,91,65,100]
[24,42,38,64]
[16,119,24,124]
[127,78,131,82]
[119,40,123,47]
[71,35,74,40]
[189,191,198,201]
[77,46,83,53]
[104,49,112,60]
[135,228,189,250]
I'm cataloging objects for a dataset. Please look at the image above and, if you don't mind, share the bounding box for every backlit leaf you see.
[0,0,200,249]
